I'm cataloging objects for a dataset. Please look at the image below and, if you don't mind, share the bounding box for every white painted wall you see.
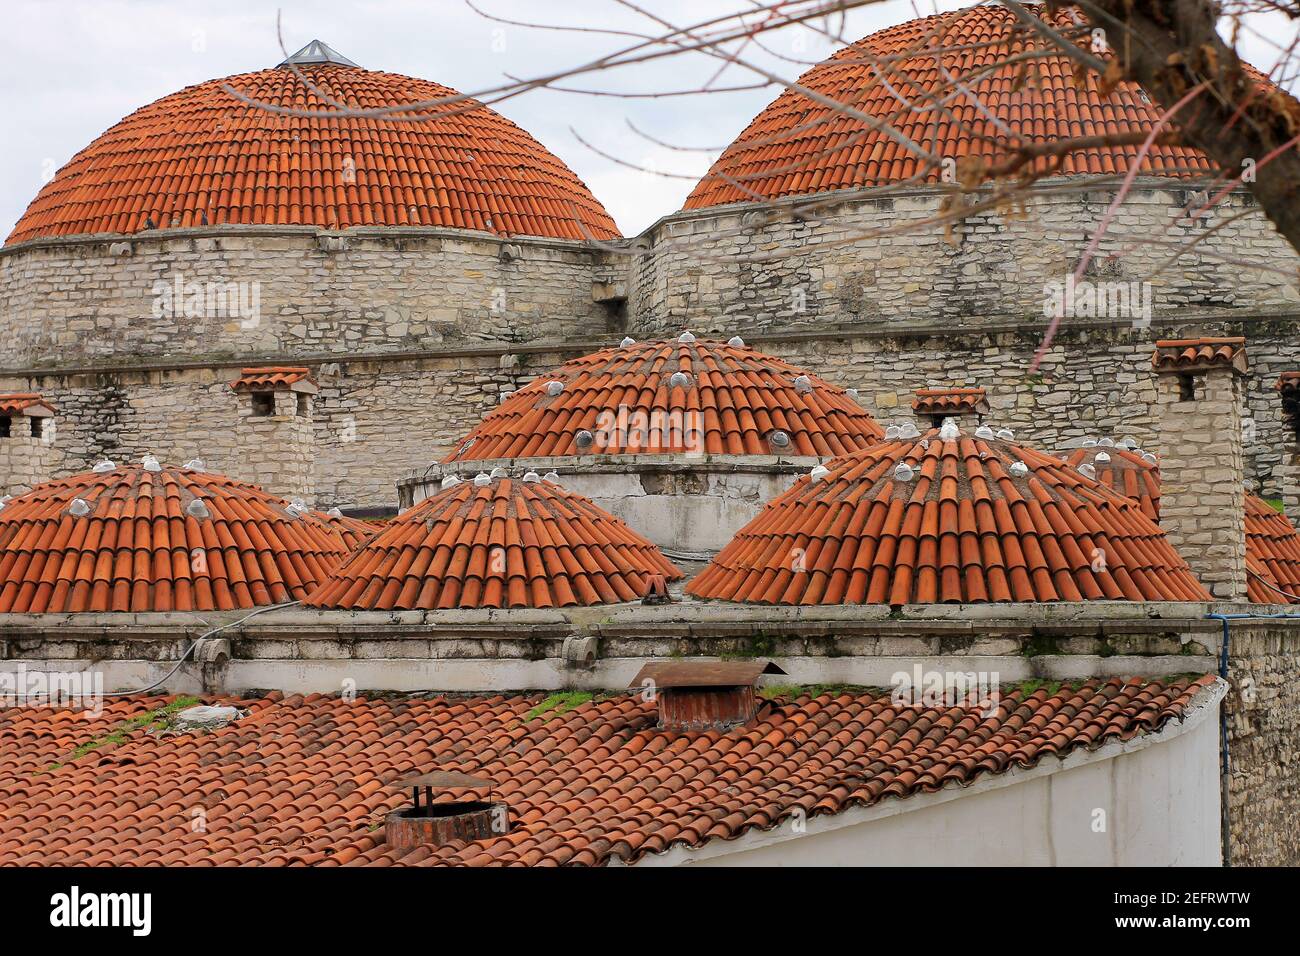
[631,683,1224,867]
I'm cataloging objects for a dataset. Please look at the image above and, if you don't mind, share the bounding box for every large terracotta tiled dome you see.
[0,461,355,613]
[688,428,1211,605]
[8,45,618,244]
[443,335,883,461]
[685,4,1223,209]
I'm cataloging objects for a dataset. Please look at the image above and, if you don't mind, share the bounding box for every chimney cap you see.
[630,659,786,690]
[912,387,988,416]
[0,393,56,417]
[1151,337,1247,375]
[389,770,493,793]
[230,366,320,394]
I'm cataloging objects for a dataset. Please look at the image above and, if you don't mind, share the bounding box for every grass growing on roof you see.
[524,691,593,722]
[43,695,200,771]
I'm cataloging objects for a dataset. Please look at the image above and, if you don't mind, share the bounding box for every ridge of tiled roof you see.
[685,4,1226,209]
[1151,336,1248,373]
[7,65,618,245]
[304,474,683,610]
[1063,445,1161,520]
[230,366,317,392]
[312,510,380,552]
[0,393,56,416]
[443,337,883,461]
[912,387,988,415]
[0,463,353,613]
[0,676,1217,866]
[687,430,1211,605]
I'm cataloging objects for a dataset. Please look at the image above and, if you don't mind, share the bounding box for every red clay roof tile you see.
[443,337,883,461]
[304,475,682,610]
[8,65,618,245]
[1063,445,1161,521]
[0,463,353,612]
[312,510,380,552]
[688,430,1211,605]
[685,5,1226,209]
[0,676,1217,865]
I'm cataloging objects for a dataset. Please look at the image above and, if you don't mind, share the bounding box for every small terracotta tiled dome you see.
[0,462,354,613]
[688,429,1211,605]
[8,57,618,244]
[1062,444,1161,520]
[304,474,682,610]
[685,4,1228,209]
[443,336,882,461]
[1062,441,1300,604]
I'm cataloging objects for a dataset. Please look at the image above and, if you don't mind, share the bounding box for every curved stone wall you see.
[0,226,623,367]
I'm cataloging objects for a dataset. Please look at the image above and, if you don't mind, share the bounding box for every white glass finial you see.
[142,454,162,472]
[441,475,462,490]
[92,459,116,473]
[975,424,995,440]
[678,330,696,344]
[1009,461,1029,477]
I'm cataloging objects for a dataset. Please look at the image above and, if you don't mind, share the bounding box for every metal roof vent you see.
[575,429,595,452]
[385,771,508,850]
[632,660,787,731]
[277,39,361,69]
[768,429,791,450]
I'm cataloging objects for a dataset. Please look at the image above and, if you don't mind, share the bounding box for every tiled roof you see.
[912,388,988,416]
[0,394,56,416]
[0,463,353,613]
[1063,445,1161,520]
[1151,337,1248,373]
[313,510,380,551]
[0,676,1216,866]
[7,65,618,245]
[1060,443,1300,603]
[304,475,682,610]
[1244,496,1300,604]
[687,431,1211,605]
[685,5,1218,209]
[230,366,317,393]
[443,337,883,461]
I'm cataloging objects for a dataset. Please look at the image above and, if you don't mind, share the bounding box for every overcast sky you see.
[0,1,1292,238]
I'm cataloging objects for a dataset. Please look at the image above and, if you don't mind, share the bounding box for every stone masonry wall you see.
[0,226,623,367]
[0,431,55,495]
[1152,368,1248,601]
[1225,621,1300,866]
[628,182,1299,335]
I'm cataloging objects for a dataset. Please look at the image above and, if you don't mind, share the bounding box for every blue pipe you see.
[1204,610,1300,867]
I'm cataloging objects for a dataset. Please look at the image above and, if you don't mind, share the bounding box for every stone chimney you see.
[1277,372,1300,526]
[228,367,317,501]
[1150,338,1248,601]
[912,387,989,429]
[0,394,57,494]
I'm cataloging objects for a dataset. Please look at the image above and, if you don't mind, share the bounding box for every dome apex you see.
[277,39,360,69]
